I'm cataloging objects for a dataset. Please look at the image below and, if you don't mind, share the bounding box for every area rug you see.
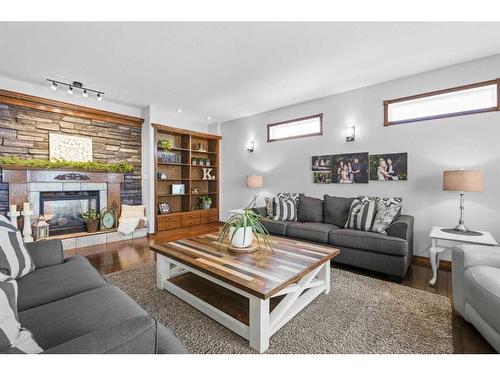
[106,263,454,354]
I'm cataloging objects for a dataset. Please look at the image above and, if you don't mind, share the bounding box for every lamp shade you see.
[246,175,263,188]
[443,170,483,192]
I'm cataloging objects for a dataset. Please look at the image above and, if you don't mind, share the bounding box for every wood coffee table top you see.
[150,233,340,299]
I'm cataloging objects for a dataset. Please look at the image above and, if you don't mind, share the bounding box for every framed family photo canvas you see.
[331,152,369,183]
[311,155,332,171]
[313,171,332,184]
[370,153,408,181]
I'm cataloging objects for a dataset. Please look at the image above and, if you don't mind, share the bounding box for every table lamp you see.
[246,174,263,208]
[443,169,483,234]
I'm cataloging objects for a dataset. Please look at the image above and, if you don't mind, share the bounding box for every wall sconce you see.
[247,140,255,152]
[345,126,355,142]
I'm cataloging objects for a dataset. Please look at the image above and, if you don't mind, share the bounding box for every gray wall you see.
[220,54,500,260]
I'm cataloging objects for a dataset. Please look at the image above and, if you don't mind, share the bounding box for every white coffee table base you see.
[156,254,330,353]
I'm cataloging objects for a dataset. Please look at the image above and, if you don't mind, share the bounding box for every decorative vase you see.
[201,201,212,209]
[229,226,253,248]
[86,221,99,233]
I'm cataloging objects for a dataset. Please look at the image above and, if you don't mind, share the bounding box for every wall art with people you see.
[311,155,332,171]
[331,152,369,183]
[369,153,408,181]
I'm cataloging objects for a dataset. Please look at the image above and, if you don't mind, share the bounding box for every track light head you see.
[67,86,73,95]
[82,89,88,98]
[50,81,57,91]
[97,92,103,101]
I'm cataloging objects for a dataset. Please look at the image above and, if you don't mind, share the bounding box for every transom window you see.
[384,79,499,126]
[267,113,323,142]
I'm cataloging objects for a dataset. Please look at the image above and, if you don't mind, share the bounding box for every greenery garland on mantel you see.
[0,157,134,173]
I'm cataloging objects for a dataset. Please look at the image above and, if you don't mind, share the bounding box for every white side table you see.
[428,226,498,285]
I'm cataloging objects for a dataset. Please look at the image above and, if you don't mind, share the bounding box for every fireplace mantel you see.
[2,167,124,213]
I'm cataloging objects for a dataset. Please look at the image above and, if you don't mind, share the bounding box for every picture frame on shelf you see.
[158,202,171,215]
[172,184,186,195]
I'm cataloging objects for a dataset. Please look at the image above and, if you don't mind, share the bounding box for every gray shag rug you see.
[106,263,453,354]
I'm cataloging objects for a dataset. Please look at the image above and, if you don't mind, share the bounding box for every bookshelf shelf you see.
[153,124,221,233]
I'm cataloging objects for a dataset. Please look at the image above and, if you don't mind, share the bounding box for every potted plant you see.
[217,208,274,251]
[157,139,172,152]
[198,195,212,209]
[81,209,101,233]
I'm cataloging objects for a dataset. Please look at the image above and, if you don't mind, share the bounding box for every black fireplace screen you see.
[40,191,99,236]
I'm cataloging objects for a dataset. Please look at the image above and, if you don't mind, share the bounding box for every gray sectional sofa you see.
[255,194,414,280]
[9,239,187,354]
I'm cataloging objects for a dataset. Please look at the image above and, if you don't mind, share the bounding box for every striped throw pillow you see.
[0,280,42,353]
[0,215,35,281]
[274,197,298,221]
[345,197,377,231]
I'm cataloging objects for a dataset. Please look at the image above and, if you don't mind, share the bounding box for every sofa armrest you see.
[42,315,157,354]
[24,239,64,269]
[451,245,500,317]
[387,215,414,253]
[252,207,268,217]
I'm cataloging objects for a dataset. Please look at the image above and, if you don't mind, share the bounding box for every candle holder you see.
[21,210,34,243]
[7,210,20,228]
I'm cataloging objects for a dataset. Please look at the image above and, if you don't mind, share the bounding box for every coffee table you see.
[150,233,340,353]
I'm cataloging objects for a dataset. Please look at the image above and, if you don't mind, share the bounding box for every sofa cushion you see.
[287,222,340,243]
[259,218,293,236]
[465,265,500,334]
[328,229,408,256]
[0,279,42,354]
[19,285,148,350]
[17,256,107,312]
[323,195,355,227]
[297,194,323,222]
[0,215,35,281]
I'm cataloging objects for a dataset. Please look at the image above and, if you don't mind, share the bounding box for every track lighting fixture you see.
[47,79,104,101]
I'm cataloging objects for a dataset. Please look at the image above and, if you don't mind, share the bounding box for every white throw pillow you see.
[0,280,42,354]
[120,205,146,220]
[0,215,35,281]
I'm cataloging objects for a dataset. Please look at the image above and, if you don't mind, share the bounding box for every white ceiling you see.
[1,22,500,125]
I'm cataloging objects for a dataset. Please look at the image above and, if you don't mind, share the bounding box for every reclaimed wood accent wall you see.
[0,96,143,214]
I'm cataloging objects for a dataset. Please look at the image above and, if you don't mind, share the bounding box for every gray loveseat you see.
[255,194,414,280]
[6,239,187,354]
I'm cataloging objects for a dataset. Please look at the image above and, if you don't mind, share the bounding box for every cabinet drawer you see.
[181,212,200,226]
[200,213,218,224]
[157,214,181,230]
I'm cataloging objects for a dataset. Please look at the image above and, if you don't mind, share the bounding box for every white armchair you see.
[452,244,500,352]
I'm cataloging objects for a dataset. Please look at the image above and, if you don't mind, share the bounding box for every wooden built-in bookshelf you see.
[153,124,221,233]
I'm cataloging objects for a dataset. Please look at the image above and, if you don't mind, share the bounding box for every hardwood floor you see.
[69,224,495,354]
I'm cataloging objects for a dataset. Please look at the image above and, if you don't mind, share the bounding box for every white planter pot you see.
[229,226,253,248]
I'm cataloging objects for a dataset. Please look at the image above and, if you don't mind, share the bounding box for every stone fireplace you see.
[1,167,126,247]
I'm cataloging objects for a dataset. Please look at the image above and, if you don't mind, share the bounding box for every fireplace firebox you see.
[40,191,100,236]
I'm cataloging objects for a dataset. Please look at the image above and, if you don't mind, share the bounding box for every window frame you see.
[267,113,323,143]
[383,79,500,126]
